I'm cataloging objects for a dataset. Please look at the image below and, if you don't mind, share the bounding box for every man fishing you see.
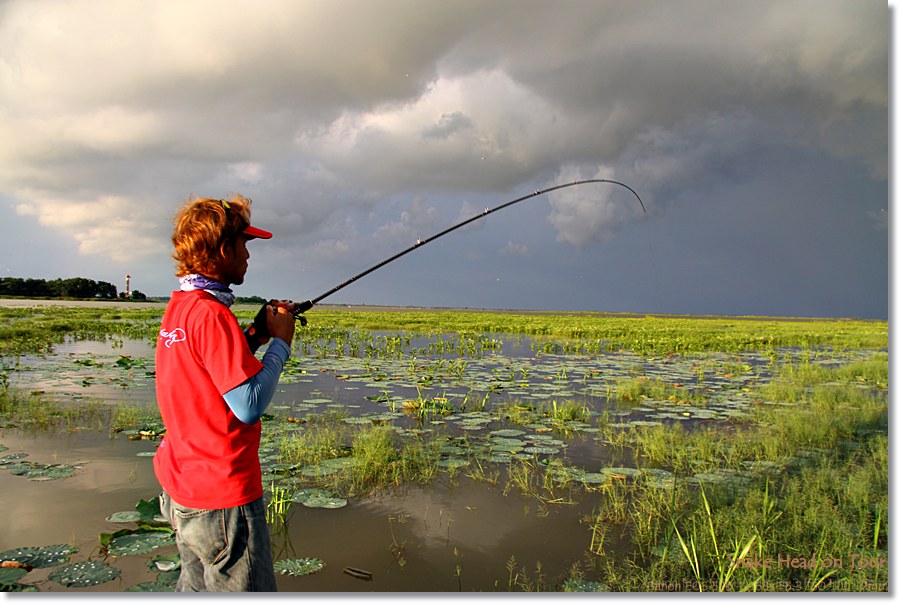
[154,195,295,592]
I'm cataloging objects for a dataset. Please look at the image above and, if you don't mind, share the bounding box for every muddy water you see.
[0,426,611,591]
[0,430,163,591]
[1,334,773,592]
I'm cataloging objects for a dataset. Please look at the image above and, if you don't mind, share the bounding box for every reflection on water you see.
[3,332,866,592]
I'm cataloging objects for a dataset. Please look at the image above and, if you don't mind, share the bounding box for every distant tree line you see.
[0,277,146,300]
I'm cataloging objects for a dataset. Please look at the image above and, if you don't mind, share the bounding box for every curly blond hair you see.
[171,194,253,277]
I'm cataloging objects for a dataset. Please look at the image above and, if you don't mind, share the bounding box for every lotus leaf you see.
[48,560,120,588]
[274,558,326,576]
[124,580,174,592]
[291,488,332,504]
[149,554,181,572]
[0,567,28,586]
[562,578,608,592]
[105,511,142,523]
[600,467,642,478]
[6,461,77,481]
[108,528,175,556]
[156,570,181,586]
[0,543,77,568]
[522,446,560,455]
[437,458,469,469]
[579,472,610,485]
[302,496,347,509]
[0,453,28,465]
[489,429,526,438]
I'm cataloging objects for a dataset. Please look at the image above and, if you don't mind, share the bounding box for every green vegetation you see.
[0,277,120,299]
[0,305,887,592]
[588,355,888,592]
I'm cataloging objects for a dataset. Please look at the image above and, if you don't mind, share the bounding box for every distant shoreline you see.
[0,298,879,323]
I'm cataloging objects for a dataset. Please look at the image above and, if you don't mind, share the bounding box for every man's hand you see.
[266,304,296,345]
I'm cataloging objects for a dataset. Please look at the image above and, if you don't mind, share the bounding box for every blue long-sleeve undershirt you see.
[223,338,291,424]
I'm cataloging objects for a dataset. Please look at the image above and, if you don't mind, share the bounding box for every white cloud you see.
[0,0,886,285]
[15,194,165,262]
[499,241,530,257]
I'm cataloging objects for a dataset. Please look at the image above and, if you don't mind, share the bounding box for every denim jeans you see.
[158,491,277,592]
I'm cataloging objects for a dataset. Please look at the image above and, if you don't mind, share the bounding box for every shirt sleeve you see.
[223,338,292,424]
[194,302,264,395]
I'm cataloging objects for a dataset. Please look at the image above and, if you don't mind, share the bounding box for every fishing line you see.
[292,179,646,314]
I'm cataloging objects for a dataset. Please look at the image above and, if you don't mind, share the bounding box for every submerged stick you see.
[343,567,374,581]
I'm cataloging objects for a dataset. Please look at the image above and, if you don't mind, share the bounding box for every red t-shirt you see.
[153,290,264,509]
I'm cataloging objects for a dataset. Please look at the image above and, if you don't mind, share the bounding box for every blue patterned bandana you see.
[179,274,235,307]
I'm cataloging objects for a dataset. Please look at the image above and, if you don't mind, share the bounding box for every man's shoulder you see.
[167,291,230,314]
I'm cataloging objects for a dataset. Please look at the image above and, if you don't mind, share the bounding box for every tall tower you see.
[125,274,131,298]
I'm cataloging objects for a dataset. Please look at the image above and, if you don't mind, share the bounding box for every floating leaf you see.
[148,554,181,572]
[579,472,610,485]
[124,580,174,592]
[0,544,78,568]
[290,488,331,504]
[48,560,120,588]
[107,528,174,556]
[274,558,326,576]
[562,578,608,592]
[489,429,526,438]
[600,467,642,479]
[302,496,347,509]
[0,567,28,586]
[0,453,28,465]
[135,497,162,523]
[437,458,469,469]
[105,511,142,523]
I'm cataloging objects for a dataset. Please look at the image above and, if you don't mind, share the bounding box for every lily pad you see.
[0,544,78,568]
[302,496,348,509]
[6,461,77,481]
[0,567,28,586]
[563,578,608,592]
[290,488,332,504]
[149,553,181,572]
[437,458,470,469]
[105,511,143,523]
[600,467,642,479]
[48,560,121,588]
[0,453,28,465]
[489,429,527,438]
[274,558,326,576]
[579,472,611,485]
[107,528,175,556]
[124,579,175,592]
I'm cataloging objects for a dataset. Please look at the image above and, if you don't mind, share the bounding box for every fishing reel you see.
[245,299,312,350]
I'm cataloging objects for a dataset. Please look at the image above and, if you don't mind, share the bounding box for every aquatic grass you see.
[0,388,115,432]
[0,305,889,592]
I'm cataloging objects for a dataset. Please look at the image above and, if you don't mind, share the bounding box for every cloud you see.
[15,194,165,262]
[0,0,886,289]
[421,111,474,140]
[499,241,530,257]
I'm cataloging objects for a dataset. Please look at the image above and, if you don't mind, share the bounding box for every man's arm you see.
[223,338,291,424]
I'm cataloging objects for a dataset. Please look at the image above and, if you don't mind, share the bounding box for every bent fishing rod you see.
[246,179,645,344]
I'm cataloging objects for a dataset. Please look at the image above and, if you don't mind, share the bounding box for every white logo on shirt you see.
[159,327,186,348]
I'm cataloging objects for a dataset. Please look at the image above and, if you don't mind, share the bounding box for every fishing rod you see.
[246,179,645,345]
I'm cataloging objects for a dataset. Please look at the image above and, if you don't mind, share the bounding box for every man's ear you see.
[218,239,234,260]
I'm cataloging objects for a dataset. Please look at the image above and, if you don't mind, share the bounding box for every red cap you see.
[243,225,272,239]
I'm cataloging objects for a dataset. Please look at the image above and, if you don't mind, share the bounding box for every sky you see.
[0,0,889,319]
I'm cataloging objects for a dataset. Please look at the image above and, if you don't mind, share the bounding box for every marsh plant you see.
[0,305,887,592]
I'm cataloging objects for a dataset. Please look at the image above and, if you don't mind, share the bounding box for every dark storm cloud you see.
[0,0,887,316]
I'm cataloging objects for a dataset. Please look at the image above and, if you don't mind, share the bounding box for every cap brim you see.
[243,225,273,240]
